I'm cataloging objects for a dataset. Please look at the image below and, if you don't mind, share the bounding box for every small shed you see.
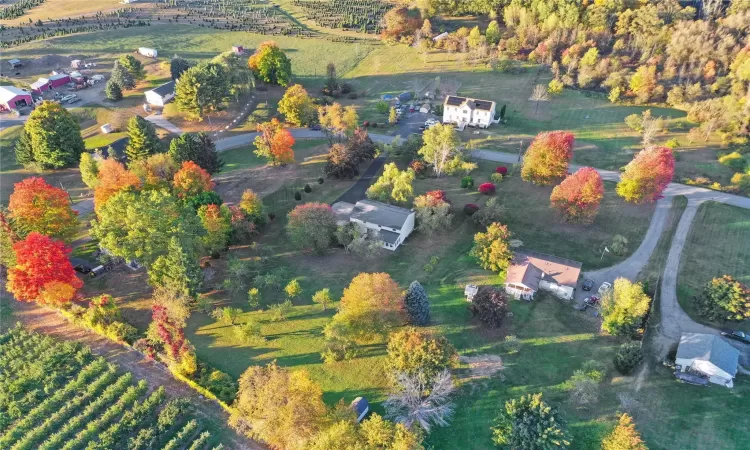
[381,94,395,101]
[8,59,22,69]
[138,47,158,58]
[144,80,176,106]
[49,73,71,88]
[71,59,83,69]
[0,86,33,111]
[100,123,113,134]
[30,78,51,93]
[350,397,369,423]
[464,284,478,302]
[433,32,449,42]
[419,103,430,114]
[232,45,245,55]
[676,333,739,387]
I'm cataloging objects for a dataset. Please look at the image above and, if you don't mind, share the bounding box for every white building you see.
[676,333,739,387]
[144,80,175,107]
[138,47,158,58]
[504,250,582,301]
[332,200,415,251]
[442,95,497,129]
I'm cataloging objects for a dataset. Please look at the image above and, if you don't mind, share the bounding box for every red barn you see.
[49,73,71,88]
[0,86,33,111]
[30,78,51,93]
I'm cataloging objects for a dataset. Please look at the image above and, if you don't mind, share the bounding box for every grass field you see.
[0,0,128,26]
[677,202,750,331]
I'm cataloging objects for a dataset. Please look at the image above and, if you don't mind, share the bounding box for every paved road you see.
[215,128,396,152]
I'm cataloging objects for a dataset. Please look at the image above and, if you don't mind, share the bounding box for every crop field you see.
[677,202,750,331]
[0,327,226,450]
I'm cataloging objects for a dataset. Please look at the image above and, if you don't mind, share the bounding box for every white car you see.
[597,282,612,296]
[60,94,77,103]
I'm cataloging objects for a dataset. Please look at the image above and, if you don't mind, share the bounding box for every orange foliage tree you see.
[254,118,295,165]
[521,131,575,185]
[8,177,78,242]
[7,232,83,304]
[550,167,605,225]
[94,159,141,212]
[173,161,214,198]
[616,146,675,203]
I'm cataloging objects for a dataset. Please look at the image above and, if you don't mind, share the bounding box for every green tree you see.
[118,54,146,80]
[248,287,261,309]
[212,306,243,326]
[239,189,265,225]
[285,279,302,299]
[491,393,570,450]
[602,413,648,450]
[485,20,501,45]
[14,129,33,167]
[695,276,750,321]
[278,84,315,126]
[247,41,292,87]
[149,236,203,297]
[104,79,122,101]
[110,61,135,90]
[386,327,457,384]
[404,280,430,325]
[175,62,230,120]
[170,55,191,80]
[168,132,224,174]
[79,152,100,189]
[312,288,333,311]
[419,123,462,177]
[468,26,483,48]
[286,203,338,254]
[17,101,85,169]
[126,116,161,162]
[197,204,232,256]
[213,51,255,100]
[600,278,651,336]
[0,210,18,269]
[366,163,415,203]
[613,342,643,375]
[470,222,514,273]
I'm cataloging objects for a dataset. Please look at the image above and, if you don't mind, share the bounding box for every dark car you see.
[721,330,750,344]
[70,258,92,274]
[674,370,709,386]
[309,124,322,131]
[582,279,595,291]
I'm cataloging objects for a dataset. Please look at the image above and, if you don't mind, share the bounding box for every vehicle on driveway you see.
[61,94,79,104]
[597,282,612,296]
[582,279,594,291]
[721,330,750,344]
[70,258,92,274]
[309,124,321,131]
[674,371,709,386]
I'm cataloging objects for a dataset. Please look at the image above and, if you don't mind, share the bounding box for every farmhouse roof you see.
[350,200,412,230]
[676,333,739,377]
[0,86,30,103]
[445,95,466,107]
[505,250,582,290]
[148,80,176,98]
[444,95,494,111]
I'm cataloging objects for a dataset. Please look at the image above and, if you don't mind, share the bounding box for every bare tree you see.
[640,114,663,147]
[701,0,722,19]
[529,84,550,115]
[384,370,455,433]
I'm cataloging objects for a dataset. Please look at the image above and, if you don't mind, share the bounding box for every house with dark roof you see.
[504,250,582,301]
[442,95,497,129]
[144,80,175,107]
[676,332,739,387]
[331,200,415,251]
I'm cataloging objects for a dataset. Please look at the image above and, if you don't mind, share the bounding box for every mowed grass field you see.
[677,202,750,331]
[0,0,129,26]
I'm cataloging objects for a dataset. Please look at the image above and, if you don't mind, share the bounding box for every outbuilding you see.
[232,45,245,55]
[49,73,71,88]
[144,80,176,107]
[138,47,158,58]
[7,59,22,69]
[0,86,33,111]
[350,397,370,423]
[419,103,430,114]
[30,78,51,93]
[676,333,739,387]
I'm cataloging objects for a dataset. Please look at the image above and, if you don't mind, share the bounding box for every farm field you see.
[0,326,229,449]
[677,202,750,331]
[0,0,130,26]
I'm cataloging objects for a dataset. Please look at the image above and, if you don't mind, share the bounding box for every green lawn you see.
[677,202,750,331]
[220,139,328,173]
[83,132,127,150]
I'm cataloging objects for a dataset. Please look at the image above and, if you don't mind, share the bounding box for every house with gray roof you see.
[675,332,740,387]
[144,80,175,107]
[331,199,415,251]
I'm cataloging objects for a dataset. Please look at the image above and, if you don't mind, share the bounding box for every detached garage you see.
[144,80,175,107]
[676,332,739,387]
[49,73,71,88]
[30,78,51,94]
[0,86,33,111]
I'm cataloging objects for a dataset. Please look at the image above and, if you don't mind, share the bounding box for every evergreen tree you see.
[126,116,161,162]
[404,280,430,325]
[104,79,122,101]
[168,132,223,174]
[118,54,146,80]
[110,61,135,90]
[14,129,33,166]
[149,236,203,298]
[170,55,191,80]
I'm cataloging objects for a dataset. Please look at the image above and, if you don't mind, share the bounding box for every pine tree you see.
[149,236,202,298]
[170,55,191,80]
[104,79,122,101]
[168,132,223,174]
[405,280,430,325]
[14,129,33,166]
[126,116,161,162]
[110,61,135,90]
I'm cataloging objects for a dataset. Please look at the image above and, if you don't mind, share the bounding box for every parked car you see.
[309,124,322,131]
[721,330,750,344]
[67,96,81,104]
[70,258,93,274]
[89,265,107,278]
[597,282,612,296]
[674,371,709,386]
[582,279,594,291]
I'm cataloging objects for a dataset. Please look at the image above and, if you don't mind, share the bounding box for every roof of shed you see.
[676,333,739,376]
[148,80,175,97]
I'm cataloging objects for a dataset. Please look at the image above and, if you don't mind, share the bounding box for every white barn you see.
[676,333,739,387]
[332,200,415,251]
[144,80,175,107]
[504,250,582,301]
[442,95,497,129]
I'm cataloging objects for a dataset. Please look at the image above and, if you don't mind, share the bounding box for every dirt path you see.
[7,299,264,450]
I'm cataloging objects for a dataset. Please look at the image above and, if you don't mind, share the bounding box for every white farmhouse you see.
[144,80,175,107]
[442,95,497,129]
[332,200,415,251]
[504,250,582,301]
[676,333,739,387]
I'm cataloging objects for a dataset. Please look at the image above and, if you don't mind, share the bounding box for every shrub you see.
[503,335,521,354]
[695,275,750,321]
[317,177,324,184]
[234,320,265,344]
[386,327,457,384]
[490,173,504,183]
[469,286,508,327]
[491,393,570,449]
[568,370,600,406]
[363,120,370,127]
[718,152,747,172]
[664,138,680,149]
[463,204,479,216]
[372,122,378,128]
[581,360,607,383]
[269,299,293,322]
[495,166,508,175]
[409,159,429,178]
[479,182,496,195]
[613,342,643,375]
[304,184,312,193]
[294,191,302,201]
[461,176,474,189]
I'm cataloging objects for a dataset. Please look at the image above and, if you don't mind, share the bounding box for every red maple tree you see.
[550,167,605,224]
[94,159,141,212]
[521,131,575,185]
[172,161,215,198]
[152,304,188,360]
[8,177,78,242]
[7,232,83,304]
[616,146,675,203]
